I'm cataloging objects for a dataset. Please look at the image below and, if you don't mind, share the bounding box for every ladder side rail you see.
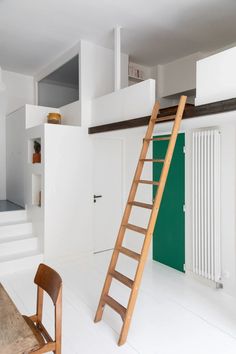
[94,102,160,323]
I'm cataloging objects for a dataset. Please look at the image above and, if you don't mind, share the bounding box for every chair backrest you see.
[34,263,62,305]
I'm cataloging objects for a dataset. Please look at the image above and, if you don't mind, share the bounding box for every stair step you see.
[119,247,141,261]
[0,236,38,257]
[0,251,43,276]
[104,295,126,320]
[0,210,27,224]
[140,159,165,163]
[123,223,147,234]
[129,201,153,210]
[110,270,134,289]
[137,180,159,185]
[0,233,35,244]
[0,221,32,239]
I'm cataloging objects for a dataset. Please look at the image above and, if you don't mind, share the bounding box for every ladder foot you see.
[94,305,104,323]
[118,332,127,346]
[94,316,101,323]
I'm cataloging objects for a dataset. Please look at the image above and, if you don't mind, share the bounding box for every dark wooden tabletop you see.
[0,283,40,354]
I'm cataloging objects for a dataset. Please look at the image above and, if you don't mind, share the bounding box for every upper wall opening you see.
[38,55,79,108]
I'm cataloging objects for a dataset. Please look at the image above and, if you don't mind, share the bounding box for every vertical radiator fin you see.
[192,129,221,282]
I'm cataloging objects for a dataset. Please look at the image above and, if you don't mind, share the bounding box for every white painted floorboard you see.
[1,250,236,354]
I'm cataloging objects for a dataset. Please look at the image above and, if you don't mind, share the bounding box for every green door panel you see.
[152,133,185,272]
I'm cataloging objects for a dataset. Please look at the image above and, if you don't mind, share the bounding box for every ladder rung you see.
[137,180,159,185]
[123,223,147,234]
[140,159,165,163]
[145,137,170,141]
[119,247,141,261]
[129,201,153,210]
[110,270,134,289]
[104,295,126,320]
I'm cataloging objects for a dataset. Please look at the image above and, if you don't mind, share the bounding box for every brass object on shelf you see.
[47,112,62,124]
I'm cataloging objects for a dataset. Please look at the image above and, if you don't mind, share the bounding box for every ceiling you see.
[0,0,236,75]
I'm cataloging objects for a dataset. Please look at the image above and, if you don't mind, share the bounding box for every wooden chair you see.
[23,263,62,354]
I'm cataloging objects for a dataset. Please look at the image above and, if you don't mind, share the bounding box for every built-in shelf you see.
[32,174,42,207]
[28,138,42,164]
[28,163,42,175]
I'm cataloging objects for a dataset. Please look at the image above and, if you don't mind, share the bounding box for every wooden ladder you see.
[94,95,187,346]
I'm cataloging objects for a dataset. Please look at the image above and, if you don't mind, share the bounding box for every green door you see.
[153,133,185,272]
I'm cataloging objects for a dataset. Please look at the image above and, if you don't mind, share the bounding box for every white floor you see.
[2,251,236,354]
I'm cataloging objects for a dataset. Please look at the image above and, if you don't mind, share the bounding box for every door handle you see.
[94,195,102,203]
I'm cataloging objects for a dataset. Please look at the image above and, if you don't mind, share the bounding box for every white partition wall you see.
[195,47,236,106]
[43,125,93,259]
[25,105,93,259]
[91,79,156,126]
[25,104,60,128]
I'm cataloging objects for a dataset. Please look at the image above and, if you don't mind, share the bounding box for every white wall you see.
[80,40,128,100]
[157,53,203,98]
[91,110,236,298]
[25,104,60,129]
[35,40,128,127]
[91,79,156,125]
[1,70,34,200]
[60,100,81,126]
[80,40,128,126]
[2,70,34,114]
[195,46,236,106]
[44,124,93,259]
[6,107,26,206]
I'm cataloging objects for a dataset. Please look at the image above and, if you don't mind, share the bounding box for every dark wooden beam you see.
[88,98,236,134]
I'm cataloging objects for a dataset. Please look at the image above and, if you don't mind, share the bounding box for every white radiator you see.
[192,129,221,282]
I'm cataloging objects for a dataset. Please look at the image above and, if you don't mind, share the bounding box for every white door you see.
[93,138,123,253]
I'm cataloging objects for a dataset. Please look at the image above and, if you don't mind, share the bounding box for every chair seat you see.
[23,315,46,348]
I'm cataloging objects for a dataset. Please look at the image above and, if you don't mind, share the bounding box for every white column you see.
[114,26,121,91]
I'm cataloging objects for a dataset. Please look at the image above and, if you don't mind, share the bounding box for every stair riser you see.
[0,210,27,224]
[0,238,38,257]
[0,223,32,238]
[0,254,43,276]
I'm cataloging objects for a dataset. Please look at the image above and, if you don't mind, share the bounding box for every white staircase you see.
[0,210,43,276]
